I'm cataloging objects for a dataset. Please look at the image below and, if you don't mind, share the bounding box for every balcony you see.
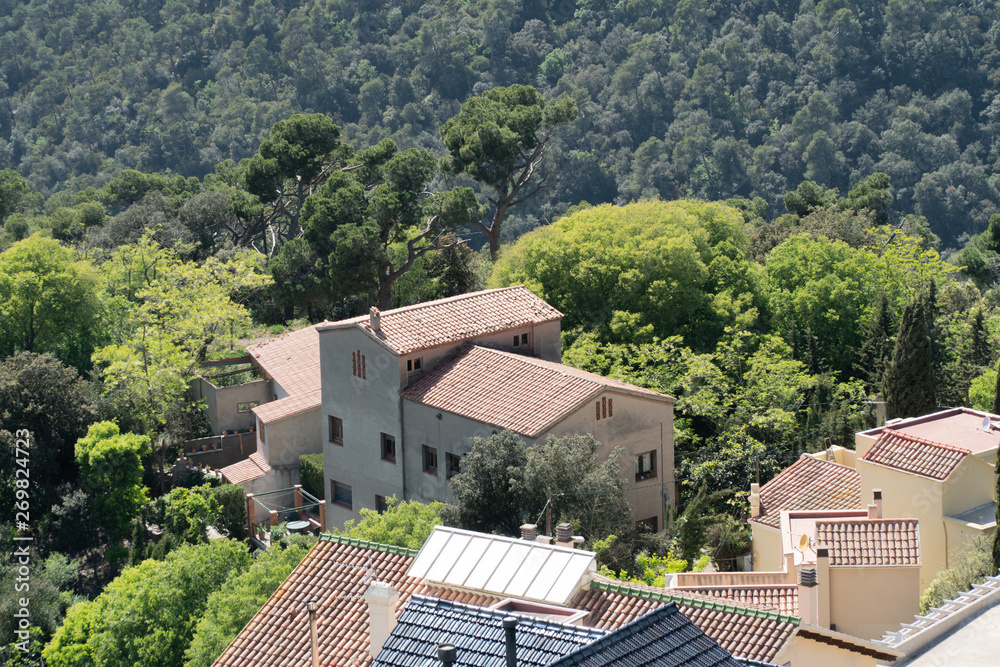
[247,485,325,549]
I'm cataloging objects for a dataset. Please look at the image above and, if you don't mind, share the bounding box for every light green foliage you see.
[970,368,997,411]
[74,421,149,543]
[43,539,251,667]
[920,533,995,614]
[162,486,219,544]
[337,496,442,550]
[594,537,711,586]
[183,541,312,667]
[0,235,103,371]
[491,199,760,351]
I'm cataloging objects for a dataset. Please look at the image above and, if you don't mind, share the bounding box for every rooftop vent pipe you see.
[503,617,518,667]
[438,644,457,667]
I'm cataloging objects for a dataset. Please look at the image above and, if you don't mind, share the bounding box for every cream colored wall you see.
[854,431,880,458]
[750,523,783,572]
[943,520,996,563]
[774,634,884,667]
[545,390,674,528]
[828,566,920,640]
[262,407,322,467]
[941,458,996,518]
[857,460,943,591]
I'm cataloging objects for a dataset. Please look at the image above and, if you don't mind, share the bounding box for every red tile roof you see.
[401,345,671,437]
[861,408,1000,456]
[862,430,970,480]
[220,451,270,485]
[319,286,562,355]
[247,324,322,423]
[213,536,422,666]
[671,585,800,616]
[816,519,921,566]
[752,455,861,529]
[571,582,798,664]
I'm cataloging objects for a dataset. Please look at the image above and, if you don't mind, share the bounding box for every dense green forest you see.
[4,0,1000,249]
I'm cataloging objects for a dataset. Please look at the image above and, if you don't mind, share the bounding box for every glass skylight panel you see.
[525,550,574,602]
[426,532,472,582]
[445,536,491,585]
[504,548,552,598]
[485,542,532,594]
[408,528,453,579]
[547,553,595,603]
[464,538,512,590]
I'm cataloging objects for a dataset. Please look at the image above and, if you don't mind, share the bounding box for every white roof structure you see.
[406,526,597,606]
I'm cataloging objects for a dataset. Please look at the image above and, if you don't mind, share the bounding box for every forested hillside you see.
[3,0,1000,248]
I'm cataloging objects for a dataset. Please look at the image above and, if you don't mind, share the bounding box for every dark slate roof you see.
[547,602,744,667]
[371,595,606,667]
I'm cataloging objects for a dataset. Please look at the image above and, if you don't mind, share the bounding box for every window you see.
[407,357,423,373]
[513,332,529,347]
[332,480,353,509]
[423,445,438,474]
[636,516,658,533]
[380,433,396,462]
[352,350,367,379]
[636,450,656,481]
[259,421,265,444]
[446,452,461,479]
[329,416,343,444]
[595,396,614,420]
[237,401,259,413]
[375,494,388,514]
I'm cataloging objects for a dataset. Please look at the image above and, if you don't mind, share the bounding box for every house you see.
[214,527,902,667]
[315,286,675,530]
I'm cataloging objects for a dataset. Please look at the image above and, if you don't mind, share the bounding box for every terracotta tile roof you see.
[220,451,270,485]
[213,535,421,667]
[319,286,562,355]
[860,408,1000,456]
[862,429,969,480]
[816,519,921,566]
[401,346,671,438]
[252,389,321,424]
[752,455,861,529]
[247,324,322,422]
[570,582,798,664]
[371,595,607,667]
[548,602,744,667]
[672,585,799,616]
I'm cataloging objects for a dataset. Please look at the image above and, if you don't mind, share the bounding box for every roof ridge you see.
[378,285,544,319]
[319,532,420,557]
[589,580,801,626]
[876,429,972,455]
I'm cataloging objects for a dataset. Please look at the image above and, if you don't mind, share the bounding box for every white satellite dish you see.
[798,534,809,552]
[982,415,992,431]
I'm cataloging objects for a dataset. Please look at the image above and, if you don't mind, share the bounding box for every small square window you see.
[636,450,656,481]
[521,333,528,345]
[375,494,388,514]
[423,445,438,474]
[446,452,461,480]
[381,433,396,462]
[332,480,352,509]
[329,416,343,444]
[407,357,423,373]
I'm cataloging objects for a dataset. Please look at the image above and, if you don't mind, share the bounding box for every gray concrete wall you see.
[181,432,258,468]
[191,377,272,435]
[265,407,322,468]
[320,328,405,529]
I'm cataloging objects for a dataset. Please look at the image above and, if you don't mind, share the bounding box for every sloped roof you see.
[862,430,970,480]
[219,451,270,485]
[247,324,323,423]
[816,519,921,566]
[406,526,597,606]
[752,455,861,529]
[401,345,671,438]
[672,585,799,616]
[371,595,606,667]
[570,582,799,664]
[251,389,321,424]
[548,602,744,667]
[860,407,1000,456]
[319,286,563,355]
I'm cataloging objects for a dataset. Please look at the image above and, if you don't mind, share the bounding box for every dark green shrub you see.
[299,454,324,500]
[212,484,248,540]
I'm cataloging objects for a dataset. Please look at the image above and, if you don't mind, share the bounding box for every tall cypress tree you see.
[858,292,893,389]
[883,293,936,419]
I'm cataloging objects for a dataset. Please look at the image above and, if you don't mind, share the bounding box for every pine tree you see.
[883,293,936,419]
[858,292,893,389]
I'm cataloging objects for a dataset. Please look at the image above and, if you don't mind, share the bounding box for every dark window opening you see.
[423,445,438,474]
[381,433,396,462]
[332,481,353,509]
[446,452,461,480]
[329,416,343,444]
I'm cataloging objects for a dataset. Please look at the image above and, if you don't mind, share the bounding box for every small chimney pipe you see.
[370,306,381,331]
[873,488,883,519]
[438,644,457,667]
[503,617,517,667]
[307,601,320,667]
[520,524,537,541]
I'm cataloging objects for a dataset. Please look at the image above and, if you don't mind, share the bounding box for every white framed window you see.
[636,450,656,481]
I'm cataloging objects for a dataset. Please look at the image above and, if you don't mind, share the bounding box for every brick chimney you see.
[370,306,381,331]
[520,524,537,541]
[749,483,761,518]
[555,522,574,548]
[364,581,398,658]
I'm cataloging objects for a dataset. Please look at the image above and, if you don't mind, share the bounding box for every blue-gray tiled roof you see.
[371,595,606,667]
[547,602,744,667]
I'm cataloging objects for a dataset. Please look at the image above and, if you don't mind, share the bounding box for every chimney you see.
[503,617,518,667]
[749,483,761,518]
[555,522,574,548]
[816,546,831,628]
[797,564,819,627]
[307,601,320,667]
[520,524,537,541]
[867,503,878,520]
[364,581,399,658]
[370,307,381,331]
[873,489,883,519]
[438,644,457,667]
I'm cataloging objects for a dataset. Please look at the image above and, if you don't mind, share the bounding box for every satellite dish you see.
[799,534,810,552]
[982,415,992,431]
